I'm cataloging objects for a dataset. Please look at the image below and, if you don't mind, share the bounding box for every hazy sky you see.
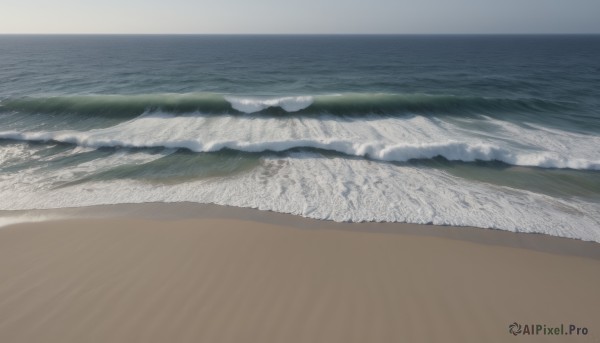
[2,0,599,34]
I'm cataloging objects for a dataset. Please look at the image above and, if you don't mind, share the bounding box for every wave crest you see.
[225,96,313,113]
[1,130,598,170]
[0,92,571,117]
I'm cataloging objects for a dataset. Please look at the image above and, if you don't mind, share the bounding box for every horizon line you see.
[1,33,600,36]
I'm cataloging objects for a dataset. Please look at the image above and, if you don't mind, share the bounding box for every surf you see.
[1,113,599,170]
[0,92,573,117]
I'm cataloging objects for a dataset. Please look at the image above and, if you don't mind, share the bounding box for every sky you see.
[1,0,599,34]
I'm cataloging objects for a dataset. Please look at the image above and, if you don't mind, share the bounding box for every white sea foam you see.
[0,146,171,195]
[0,151,598,242]
[225,96,313,113]
[1,114,599,170]
[0,143,33,167]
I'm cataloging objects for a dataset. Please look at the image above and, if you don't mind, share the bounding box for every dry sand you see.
[0,204,598,343]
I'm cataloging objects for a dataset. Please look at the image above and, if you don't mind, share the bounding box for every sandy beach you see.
[0,204,598,343]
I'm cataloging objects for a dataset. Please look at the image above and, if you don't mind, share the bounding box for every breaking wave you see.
[0,92,572,117]
[1,131,598,170]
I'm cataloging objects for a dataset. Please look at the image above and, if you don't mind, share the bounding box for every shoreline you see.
[1,202,599,259]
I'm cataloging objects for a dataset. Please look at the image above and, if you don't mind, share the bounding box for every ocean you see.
[0,35,599,241]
